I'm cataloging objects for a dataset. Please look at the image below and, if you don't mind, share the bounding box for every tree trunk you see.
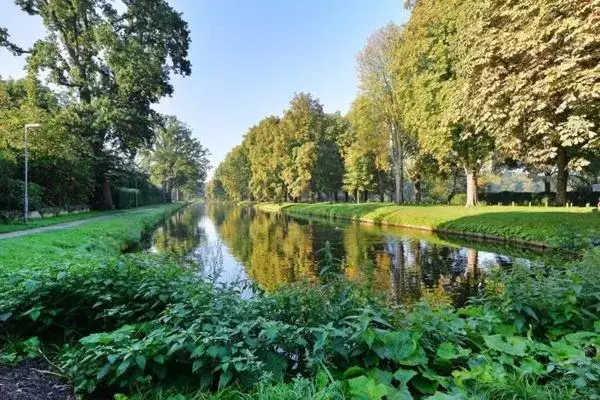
[465,167,478,207]
[101,178,114,210]
[447,168,459,203]
[364,190,369,203]
[355,190,360,204]
[414,177,421,203]
[394,158,403,204]
[544,173,551,193]
[377,171,385,202]
[344,191,349,202]
[333,192,338,202]
[556,148,569,206]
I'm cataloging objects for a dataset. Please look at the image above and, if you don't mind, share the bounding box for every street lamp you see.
[24,123,41,223]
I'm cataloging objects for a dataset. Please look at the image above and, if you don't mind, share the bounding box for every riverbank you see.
[0,202,184,270]
[255,202,600,249]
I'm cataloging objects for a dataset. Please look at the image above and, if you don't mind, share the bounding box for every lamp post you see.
[24,123,41,223]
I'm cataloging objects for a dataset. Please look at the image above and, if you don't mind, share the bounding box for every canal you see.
[148,203,562,305]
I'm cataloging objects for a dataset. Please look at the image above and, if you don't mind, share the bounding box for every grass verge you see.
[0,210,110,234]
[0,202,183,270]
[256,202,600,249]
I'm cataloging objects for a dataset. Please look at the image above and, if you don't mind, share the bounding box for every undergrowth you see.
[0,248,599,399]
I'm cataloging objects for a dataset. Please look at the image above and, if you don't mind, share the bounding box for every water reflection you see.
[150,203,557,306]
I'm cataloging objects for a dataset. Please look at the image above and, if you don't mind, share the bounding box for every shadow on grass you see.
[437,211,600,249]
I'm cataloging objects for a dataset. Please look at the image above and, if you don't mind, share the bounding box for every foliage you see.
[0,249,598,398]
[454,0,600,206]
[140,116,210,199]
[3,0,192,209]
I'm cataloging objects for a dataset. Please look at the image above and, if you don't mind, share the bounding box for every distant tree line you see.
[209,0,600,206]
[0,0,209,215]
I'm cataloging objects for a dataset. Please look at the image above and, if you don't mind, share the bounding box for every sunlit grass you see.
[256,202,600,249]
[0,203,183,270]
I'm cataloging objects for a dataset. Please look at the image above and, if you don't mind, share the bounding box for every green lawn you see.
[257,202,600,249]
[0,210,112,234]
[0,203,183,270]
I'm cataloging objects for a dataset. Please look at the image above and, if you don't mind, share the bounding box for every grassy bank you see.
[0,203,183,270]
[256,202,600,249]
[0,210,110,234]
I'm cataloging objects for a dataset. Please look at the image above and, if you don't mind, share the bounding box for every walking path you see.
[0,208,154,240]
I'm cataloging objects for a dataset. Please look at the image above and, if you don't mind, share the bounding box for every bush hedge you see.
[480,191,600,206]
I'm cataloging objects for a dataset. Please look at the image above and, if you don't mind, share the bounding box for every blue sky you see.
[0,0,409,173]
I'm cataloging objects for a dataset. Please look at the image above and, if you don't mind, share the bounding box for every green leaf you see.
[96,363,112,381]
[347,376,389,400]
[192,359,203,373]
[116,360,131,377]
[394,368,417,386]
[436,342,471,360]
[135,355,146,370]
[483,335,528,356]
[343,366,366,379]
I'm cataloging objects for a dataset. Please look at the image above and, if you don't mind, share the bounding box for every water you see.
[148,203,562,305]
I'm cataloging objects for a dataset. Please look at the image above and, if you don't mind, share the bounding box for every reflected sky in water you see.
[149,204,559,306]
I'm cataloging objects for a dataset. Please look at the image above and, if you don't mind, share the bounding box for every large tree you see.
[395,0,494,207]
[3,0,191,209]
[345,96,391,202]
[454,0,600,206]
[245,116,287,201]
[358,23,410,204]
[280,93,326,201]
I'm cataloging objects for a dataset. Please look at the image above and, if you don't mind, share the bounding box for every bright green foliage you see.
[140,116,210,198]
[0,78,94,209]
[454,0,600,206]
[344,96,390,202]
[4,0,191,208]
[280,93,326,200]
[213,94,348,203]
[245,116,287,201]
[215,145,252,201]
[1,250,599,398]
[395,0,494,207]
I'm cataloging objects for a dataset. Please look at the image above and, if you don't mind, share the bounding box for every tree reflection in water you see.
[149,204,554,307]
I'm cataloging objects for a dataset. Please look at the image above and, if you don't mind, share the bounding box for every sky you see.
[0,0,410,174]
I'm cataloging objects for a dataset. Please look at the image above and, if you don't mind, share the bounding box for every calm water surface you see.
[149,203,559,305]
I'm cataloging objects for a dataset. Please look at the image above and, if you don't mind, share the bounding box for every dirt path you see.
[0,208,153,241]
[0,359,75,400]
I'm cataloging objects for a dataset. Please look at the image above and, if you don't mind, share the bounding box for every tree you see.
[217,145,252,201]
[345,96,390,202]
[245,116,287,201]
[280,93,326,201]
[455,0,600,206]
[0,77,94,208]
[314,112,346,201]
[358,23,410,203]
[3,0,191,209]
[395,0,494,206]
[140,116,210,201]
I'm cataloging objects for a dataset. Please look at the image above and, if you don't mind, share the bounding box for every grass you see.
[256,202,600,249]
[0,210,110,234]
[0,203,183,270]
